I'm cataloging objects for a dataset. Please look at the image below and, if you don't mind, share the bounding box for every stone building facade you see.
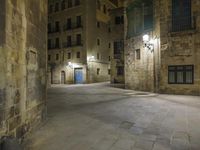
[125,0,200,95]
[0,0,47,138]
[48,0,120,84]
[110,7,125,84]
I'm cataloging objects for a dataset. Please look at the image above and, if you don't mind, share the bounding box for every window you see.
[76,34,82,45]
[55,38,60,48]
[67,18,72,29]
[55,21,60,32]
[115,17,121,25]
[168,65,194,84]
[68,0,72,8]
[136,49,140,60]
[108,69,111,75]
[67,53,71,59]
[97,0,101,10]
[109,43,111,48]
[144,5,153,30]
[108,56,111,61]
[61,0,66,10]
[117,66,124,76]
[97,53,100,60]
[55,3,59,12]
[172,0,192,32]
[121,16,124,24]
[49,5,53,13]
[97,68,100,75]
[48,39,51,49]
[76,16,82,27]
[56,54,59,60]
[97,39,100,45]
[108,27,111,33]
[67,36,72,47]
[97,21,100,28]
[76,52,81,58]
[103,5,107,14]
[48,55,51,61]
[115,16,124,25]
[114,41,123,55]
[75,0,80,6]
[48,23,51,33]
[127,2,153,37]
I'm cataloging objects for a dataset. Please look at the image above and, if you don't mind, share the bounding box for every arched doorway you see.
[61,71,66,84]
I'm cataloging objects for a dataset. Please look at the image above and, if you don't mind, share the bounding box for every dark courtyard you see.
[25,83,200,150]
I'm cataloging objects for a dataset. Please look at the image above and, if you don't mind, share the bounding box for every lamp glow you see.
[143,34,149,42]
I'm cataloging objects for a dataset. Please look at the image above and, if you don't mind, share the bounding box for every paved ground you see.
[25,83,200,150]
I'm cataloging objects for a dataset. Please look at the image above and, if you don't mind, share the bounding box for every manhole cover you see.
[119,121,134,129]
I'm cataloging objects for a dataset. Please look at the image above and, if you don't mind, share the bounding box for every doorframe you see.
[74,68,83,84]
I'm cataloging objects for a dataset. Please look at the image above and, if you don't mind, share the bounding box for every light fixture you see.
[143,34,149,42]
[68,62,72,65]
[143,34,154,52]
[87,55,95,61]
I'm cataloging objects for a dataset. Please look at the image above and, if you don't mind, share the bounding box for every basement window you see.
[168,65,194,84]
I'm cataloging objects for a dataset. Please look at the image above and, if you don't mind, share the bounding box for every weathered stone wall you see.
[0,0,47,138]
[159,0,200,95]
[110,7,125,84]
[125,0,200,95]
[125,34,155,92]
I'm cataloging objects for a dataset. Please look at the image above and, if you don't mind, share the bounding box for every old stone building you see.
[110,6,125,84]
[125,0,200,95]
[48,0,120,84]
[0,0,47,138]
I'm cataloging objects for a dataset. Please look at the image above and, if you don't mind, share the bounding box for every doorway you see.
[74,68,83,84]
[61,71,65,84]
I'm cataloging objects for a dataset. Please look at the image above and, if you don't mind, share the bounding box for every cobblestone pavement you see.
[25,83,200,150]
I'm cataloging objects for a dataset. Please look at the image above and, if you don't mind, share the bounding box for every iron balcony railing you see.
[171,16,196,32]
[48,45,60,50]
[62,41,83,48]
[48,28,60,34]
[63,24,83,31]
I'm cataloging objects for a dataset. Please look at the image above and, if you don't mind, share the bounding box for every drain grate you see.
[119,121,134,129]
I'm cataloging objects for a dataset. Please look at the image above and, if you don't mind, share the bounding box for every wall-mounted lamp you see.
[143,34,154,52]
[67,62,73,68]
[87,55,95,61]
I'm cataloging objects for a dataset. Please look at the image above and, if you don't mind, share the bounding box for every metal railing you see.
[171,16,196,32]
[63,24,83,31]
[48,45,60,50]
[48,28,60,34]
[62,41,83,48]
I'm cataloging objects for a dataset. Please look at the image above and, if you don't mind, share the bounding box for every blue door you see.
[74,68,83,84]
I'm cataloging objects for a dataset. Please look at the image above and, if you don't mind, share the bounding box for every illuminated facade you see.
[48,0,119,84]
[125,0,200,95]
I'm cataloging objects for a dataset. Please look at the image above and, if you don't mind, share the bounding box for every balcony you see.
[48,28,60,34]
[63,41,83,48]
[63,24,83,31]
[48,45,60,50]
